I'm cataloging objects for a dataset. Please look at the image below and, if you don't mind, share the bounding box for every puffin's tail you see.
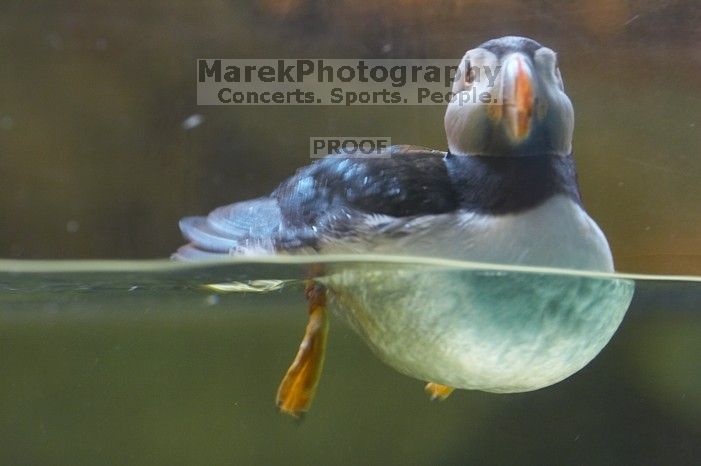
[172,196,283,260]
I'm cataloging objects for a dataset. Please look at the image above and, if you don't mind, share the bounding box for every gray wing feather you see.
[171,243,232,261]
[176,197,282,258]
[206,196,282,236]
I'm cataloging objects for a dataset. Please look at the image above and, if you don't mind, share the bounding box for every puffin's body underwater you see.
[174,36,633,417]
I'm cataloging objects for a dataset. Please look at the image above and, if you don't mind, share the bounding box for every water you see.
[0,256,699,465]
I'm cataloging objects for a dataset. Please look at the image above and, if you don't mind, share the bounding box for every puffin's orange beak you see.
[503,54,535,141]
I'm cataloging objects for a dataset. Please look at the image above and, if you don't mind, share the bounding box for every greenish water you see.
[0,257,699,465]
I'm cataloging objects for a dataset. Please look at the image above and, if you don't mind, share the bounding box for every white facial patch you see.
[534,47,564,91]
[452,48,500,96]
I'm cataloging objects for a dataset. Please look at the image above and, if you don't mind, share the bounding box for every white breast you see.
[320,194,614,272]
[320,196,629,393]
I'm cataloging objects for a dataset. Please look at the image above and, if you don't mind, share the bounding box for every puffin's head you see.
[445,36,573,157]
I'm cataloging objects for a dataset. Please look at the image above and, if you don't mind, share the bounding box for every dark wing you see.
[273,145,457,230]
[174,146,457,258]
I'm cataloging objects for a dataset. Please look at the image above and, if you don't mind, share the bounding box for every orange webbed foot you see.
[425,382,455,401]
[276,282,329,418]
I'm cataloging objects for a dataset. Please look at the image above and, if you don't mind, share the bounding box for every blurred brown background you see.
[0,0,699,274]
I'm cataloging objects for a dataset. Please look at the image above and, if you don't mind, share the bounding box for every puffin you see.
[174,36,615,417]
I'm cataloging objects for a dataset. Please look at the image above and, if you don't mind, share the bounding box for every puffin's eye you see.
[465,60,475,84]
